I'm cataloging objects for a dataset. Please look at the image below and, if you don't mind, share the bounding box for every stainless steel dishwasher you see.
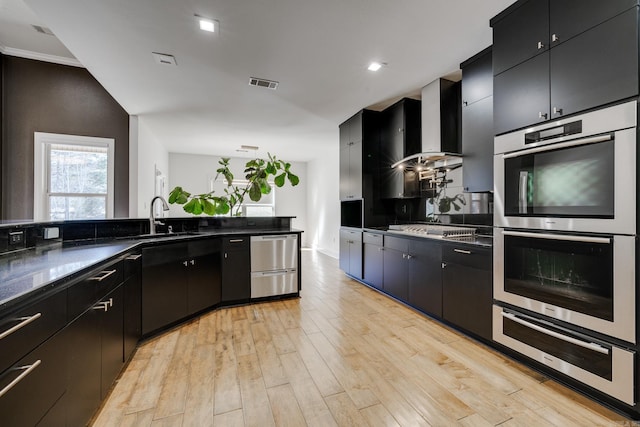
[250,234,298,298]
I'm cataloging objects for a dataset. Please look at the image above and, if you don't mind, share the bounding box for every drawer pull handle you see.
[453,249,472,255]
[0,313,42,340]
[89,269,117,282]
[0,360,41,399]
[93,301,109,312]
[501,312,609,355]
[126,254,142,260]
[229,239,244,243]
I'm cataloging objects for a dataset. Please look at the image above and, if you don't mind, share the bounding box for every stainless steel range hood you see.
[391,78,462,175]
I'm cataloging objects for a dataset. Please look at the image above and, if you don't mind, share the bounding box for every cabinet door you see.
[349,111,363,144]
[408,239,442,317]
[550,0,637,46]
[550,8,639,119]
[348,231,363,280]
[350,140,363,199]
[221,238,250,303]
[339,143,351,200]
[339,229,351,273]
[462,96,494,192]
[492,0,549,75]
[363,243,384,290]
[188,252,221,314]
[494,52,550,135]
[66,306,102,427]
[141,243,189,335]
[461,48,493,106]
[100,285,124,399]
[339,121,350,150]
[123,255,141,362]
[0,329,67,427]
[383,248,408,301]
[442,264,492,341]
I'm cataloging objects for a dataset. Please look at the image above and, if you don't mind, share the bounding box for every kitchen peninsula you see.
[0,216,301,426]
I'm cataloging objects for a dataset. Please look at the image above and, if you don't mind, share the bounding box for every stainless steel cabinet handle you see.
[402,254,407,259]
[406,254,414,260]
[502,134,612,159]
[190,259,195,266]
[453,249,472,255]
[89,269,117,282]
[378,247,384,251]
[552,34,559,42]
[538,111,547,119]
[183,261,188,267]
[501,312,609,355]
[502,230,611,244]
[0,313,42,340]
[107,298,113,308]
[93,302,109,312]
[537,41,544,49]
[553,107,563,115]
[126,254,142,260]
[0,360,41,399]
[229,239,244,243]
[441,262,447,269]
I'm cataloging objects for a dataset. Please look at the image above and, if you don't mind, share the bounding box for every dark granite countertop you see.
[0,229,301,312]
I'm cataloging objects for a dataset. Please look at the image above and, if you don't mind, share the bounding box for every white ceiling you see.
[1,0,513,162]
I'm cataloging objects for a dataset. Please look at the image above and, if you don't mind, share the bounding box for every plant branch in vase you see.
[168,153,299,216]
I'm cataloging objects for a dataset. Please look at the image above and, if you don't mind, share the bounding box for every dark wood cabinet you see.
[461,47,494,193]
[142,239,221,334]
[492,0,639,135]
[339,228,363,279]
[549,8,638,120]
[123,253,141,362]
[380,98,421,199]
[408,239,442,318]
[442,244,492,341]
[339,110,380,201]
[221,237,251,303]
[363,232,384,290]
[382,245,408,302]
[100,284,124,398]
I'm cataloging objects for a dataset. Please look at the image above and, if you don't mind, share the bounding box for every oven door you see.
[494,102,636,234]
[493,305,635,405]
[494,228,635,343]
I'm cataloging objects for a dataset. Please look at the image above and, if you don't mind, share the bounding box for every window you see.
[34,133,114,221]
[209,178,275,216]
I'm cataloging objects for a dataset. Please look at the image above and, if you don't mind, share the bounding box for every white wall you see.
[134,116,169,217]
[306,137,340,258]
[168,154,309,247]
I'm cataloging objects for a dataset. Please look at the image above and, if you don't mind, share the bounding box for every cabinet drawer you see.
[363,232,383,246]
[442,245,491,270]
[251,235,298,271]
[68,260,123,320]
[0,328,67,427]
[384,235,409,252]
[222,236,250,251]
[251,270,298,298]
[0,289,66,374]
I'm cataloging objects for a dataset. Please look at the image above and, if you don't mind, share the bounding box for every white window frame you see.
[209,177,276,216]
[34,132,115,221]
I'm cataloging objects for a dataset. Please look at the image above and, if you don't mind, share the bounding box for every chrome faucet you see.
[149,196,170,235]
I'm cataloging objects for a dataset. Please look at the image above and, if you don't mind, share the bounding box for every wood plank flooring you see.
[92,249,631,426]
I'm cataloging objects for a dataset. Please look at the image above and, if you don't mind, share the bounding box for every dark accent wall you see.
[1,55,129,220]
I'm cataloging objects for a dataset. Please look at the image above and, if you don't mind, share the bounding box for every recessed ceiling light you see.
[368,62,384,71]
[195,14,218,33]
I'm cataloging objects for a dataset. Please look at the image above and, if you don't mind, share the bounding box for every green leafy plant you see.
[426,169,466,221]
[168,153,299,216]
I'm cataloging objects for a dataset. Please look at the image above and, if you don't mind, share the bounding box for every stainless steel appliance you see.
[250,234,298,298]
[494,100,636,234]
[493,305,635,405]
[494,228,635,342]
[387,224,476,240]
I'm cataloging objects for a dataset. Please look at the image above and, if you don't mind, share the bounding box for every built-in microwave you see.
[494,100,636,235]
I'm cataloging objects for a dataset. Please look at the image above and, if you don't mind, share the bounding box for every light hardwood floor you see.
[92,249,632,426]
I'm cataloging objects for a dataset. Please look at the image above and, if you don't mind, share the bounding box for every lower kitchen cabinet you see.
[442,244,492,341]
[123,252,142,362]
[221,237,251,303]
[142,238,221,334]
[363,231,384,290]
[339,227,363,279]
[408,239,442,318]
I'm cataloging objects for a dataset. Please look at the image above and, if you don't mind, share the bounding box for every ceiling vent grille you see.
[152,52,177,66]
[249,77,278,90]
[32,25,54,36]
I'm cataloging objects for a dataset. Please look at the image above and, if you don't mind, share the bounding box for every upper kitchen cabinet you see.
[492,0,549,76]
[380,98,421,198]
[461,47,493,193]
[339,110,380,200]
[492,0,639,135]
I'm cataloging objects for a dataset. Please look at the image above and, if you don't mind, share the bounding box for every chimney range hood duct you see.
[391,78,462,175]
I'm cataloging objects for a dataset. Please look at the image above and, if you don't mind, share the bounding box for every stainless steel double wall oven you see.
[492,100,637,406]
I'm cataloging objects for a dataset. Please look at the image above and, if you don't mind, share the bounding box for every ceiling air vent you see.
[152,52,177,66]
[32,25,55,36]
[249,77,278,90]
